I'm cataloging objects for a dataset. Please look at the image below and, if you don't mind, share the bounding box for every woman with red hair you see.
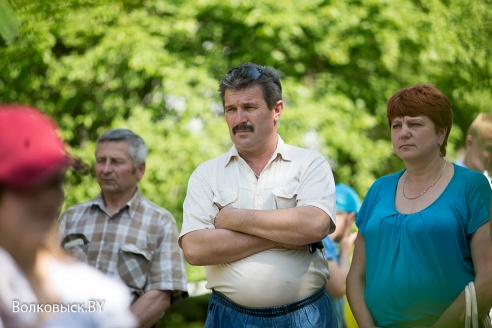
[347,84,492,327]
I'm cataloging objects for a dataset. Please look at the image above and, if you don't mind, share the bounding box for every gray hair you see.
[97,129,147,170]
[219,62,282,110]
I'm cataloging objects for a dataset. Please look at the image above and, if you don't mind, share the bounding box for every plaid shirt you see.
[58,189,188,303]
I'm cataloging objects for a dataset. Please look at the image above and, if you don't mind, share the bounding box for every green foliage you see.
[185,264,206,283]
[0,0,20,45]
[1,0,491,226]
[157,293,210,328]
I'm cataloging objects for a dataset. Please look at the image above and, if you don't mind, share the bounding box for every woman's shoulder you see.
[369,170,404,191]
[452,163,491,188]
[453,163,484,177]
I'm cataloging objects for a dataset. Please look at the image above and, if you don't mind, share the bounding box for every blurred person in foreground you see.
[179,62,338,327]
[323,183,361,328]
[346,84,492,328]
[0,105,136,328]
[57,128,188,328]
[456,112,492,187]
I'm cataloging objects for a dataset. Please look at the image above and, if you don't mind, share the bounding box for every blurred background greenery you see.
[1,0,491,326]
[2,0,491,221]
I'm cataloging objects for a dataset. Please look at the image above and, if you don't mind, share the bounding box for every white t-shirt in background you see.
[0,248,137,328]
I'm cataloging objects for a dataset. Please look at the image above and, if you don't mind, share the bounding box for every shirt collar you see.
[224,134,292,167]
[91,189,143,218]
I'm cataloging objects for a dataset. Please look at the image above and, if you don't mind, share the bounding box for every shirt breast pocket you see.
[61,233,90,263]
[272,184,298,209]
[213,189,238,209]
[117,243,152,294]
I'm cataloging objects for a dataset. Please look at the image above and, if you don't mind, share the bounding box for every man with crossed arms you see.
[179,62,338,327]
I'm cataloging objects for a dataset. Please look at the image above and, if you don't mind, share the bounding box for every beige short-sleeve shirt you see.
[180,136,336,307]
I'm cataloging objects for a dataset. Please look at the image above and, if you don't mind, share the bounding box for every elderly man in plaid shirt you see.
[58,128,188,328]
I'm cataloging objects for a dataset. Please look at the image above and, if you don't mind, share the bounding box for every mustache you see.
[232,123,254,134]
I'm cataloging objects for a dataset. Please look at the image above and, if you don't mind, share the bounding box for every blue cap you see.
[336,183,361,214]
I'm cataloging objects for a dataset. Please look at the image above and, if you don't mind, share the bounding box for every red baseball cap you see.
[0,104,72,189]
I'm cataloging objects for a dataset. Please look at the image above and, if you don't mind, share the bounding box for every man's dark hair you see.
[219,62,282,110]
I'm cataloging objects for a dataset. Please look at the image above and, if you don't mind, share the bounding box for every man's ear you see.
[273,100,284,125]
[136,162,146,181]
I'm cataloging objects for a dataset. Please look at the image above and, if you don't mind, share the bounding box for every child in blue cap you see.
[323,183,361,328]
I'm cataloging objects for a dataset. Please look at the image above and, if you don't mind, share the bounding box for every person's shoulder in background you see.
[47,256,137,328]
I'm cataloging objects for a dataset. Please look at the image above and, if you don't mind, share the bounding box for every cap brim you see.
[2,156,72,190]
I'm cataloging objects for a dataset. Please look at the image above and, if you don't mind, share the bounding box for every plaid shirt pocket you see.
[117,243,152,295]
[61,233,90,263]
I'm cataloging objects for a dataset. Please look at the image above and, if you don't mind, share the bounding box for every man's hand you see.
[130,290,171,328]
[214,205,236,229]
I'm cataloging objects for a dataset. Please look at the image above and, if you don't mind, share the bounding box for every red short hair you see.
[387,84,453,156]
